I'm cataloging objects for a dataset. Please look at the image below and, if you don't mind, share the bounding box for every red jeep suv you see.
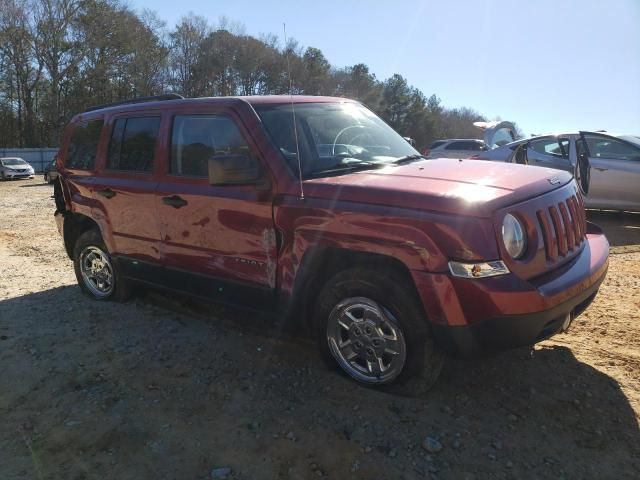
[53,94,609,388]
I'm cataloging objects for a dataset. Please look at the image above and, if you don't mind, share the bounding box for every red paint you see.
[55,95,609,353]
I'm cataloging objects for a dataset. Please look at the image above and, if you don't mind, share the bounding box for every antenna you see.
[283,23,305,200]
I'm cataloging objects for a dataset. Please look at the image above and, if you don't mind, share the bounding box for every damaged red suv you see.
[53,94,609,388]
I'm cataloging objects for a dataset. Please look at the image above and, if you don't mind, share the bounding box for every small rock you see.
[211,467,231,479]
[422,436,443,454]
[506,460,514,469]
[507,413,518,422]
[364,446,373,454]
[286,431,297,441]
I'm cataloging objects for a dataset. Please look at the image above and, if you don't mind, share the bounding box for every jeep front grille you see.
[536,193,587,261]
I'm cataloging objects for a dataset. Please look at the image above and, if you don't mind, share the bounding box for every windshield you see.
[1,158,26,166]
[255,102,419,178]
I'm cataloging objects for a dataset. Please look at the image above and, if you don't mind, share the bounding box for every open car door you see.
[578,131,640,210]
[473,120,516,149]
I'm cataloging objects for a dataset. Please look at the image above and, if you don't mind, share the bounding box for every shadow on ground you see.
[1,286,639,479]
[588,210,640,250]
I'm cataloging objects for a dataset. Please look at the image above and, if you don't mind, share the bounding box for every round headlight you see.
[502,214,527,259]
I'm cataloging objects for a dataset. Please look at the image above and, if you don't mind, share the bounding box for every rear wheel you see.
[314,268,443,392]
[73,229,131,301]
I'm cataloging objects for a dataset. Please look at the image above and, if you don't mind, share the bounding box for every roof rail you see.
[84,93,184,113]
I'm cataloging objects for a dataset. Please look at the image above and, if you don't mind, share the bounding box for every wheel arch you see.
[62,213,102,260]
[284,246,426,336]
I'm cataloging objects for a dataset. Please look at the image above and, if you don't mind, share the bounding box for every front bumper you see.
[413,223,609,357]
[3,170,34,179]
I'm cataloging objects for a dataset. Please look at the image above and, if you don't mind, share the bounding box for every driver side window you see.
[170,115,253,177]
[583,134,640,162]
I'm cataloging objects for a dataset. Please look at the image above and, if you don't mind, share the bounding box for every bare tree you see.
[168,13,208,97]
[0,0,43,146]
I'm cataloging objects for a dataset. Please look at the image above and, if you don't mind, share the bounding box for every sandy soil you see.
[1,177,639,480]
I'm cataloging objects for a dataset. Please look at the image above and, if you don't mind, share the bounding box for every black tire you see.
[73,229,131,301]
[314,268,443,393]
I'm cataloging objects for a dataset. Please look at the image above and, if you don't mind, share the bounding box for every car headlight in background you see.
[502,213,527,259]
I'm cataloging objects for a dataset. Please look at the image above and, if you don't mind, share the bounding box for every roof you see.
[80,95,355,117]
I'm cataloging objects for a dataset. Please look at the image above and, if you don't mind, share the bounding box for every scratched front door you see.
[156,109,277,291]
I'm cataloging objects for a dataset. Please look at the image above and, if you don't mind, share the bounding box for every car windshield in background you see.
[2,158,26,166]
[255,102,419,178]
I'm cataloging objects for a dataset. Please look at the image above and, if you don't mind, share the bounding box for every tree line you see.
[0,0,498,150]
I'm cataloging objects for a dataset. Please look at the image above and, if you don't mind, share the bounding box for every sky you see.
[131,0,640,137]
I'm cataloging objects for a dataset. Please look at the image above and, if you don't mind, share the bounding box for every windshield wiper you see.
[307,161,382,178]
[391,154,428,165]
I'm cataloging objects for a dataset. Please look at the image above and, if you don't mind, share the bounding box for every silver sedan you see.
[474,131,640,212]
[0,157,35,180]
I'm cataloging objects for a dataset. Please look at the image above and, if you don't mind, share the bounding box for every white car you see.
[0,157,35,180]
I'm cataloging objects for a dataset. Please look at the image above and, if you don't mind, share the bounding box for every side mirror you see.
[208,154,264,186]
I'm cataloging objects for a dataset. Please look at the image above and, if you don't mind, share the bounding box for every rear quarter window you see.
[66,119,104,170]
[446,141,481,151]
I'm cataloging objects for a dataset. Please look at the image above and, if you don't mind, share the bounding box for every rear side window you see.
[107,117,160,172]
[530,138,570,159]
[66,119,104,169]
[446,141,481,151]
[170,115,252,177]
[430,140,446,149]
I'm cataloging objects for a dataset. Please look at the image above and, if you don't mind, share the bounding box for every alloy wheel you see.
[327,297,407,384]
[79,246,114,298]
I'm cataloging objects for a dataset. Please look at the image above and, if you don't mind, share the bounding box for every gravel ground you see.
[1,178,639,480]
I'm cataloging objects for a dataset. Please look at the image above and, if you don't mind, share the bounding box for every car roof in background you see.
[433,138,485,144]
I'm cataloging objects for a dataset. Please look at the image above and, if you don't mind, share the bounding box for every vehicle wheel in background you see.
[73,229,132,301]
[314,268,443,393]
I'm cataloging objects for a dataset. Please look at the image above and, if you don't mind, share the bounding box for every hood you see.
[302,158,573,217]
[2,163,31,170]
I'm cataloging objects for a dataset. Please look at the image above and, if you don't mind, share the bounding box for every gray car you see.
[44,158,60,184]
[475,132,640,211]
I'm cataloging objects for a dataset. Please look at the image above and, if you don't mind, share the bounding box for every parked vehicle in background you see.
[427,138,489,158]
[53,95,608,390]
[474,132,640,212]
[427,121,516,158]
[0,157,35,180]
[44,157,59,184]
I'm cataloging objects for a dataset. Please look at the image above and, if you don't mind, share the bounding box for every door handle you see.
[97,188,116,199]
[594,167,608,172]
[162,195,188,208]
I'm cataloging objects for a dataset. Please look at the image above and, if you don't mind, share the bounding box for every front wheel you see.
[314,268,443,391]
[73,229,131,301]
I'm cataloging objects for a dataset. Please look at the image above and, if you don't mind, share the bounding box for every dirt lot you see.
[1,178,639,480]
